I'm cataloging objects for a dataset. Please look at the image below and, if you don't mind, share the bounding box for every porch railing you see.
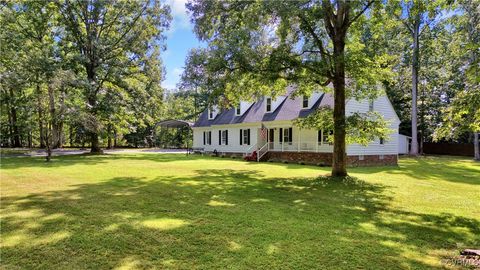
[269,141,333,153]
[243,143,258,156]
[257,142,269,161]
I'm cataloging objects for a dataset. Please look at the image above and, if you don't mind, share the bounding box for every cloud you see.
[173,67,184,76]
[166,0,191,35]
[162,67,184,90]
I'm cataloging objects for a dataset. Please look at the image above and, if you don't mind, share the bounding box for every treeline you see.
[0,1,189,154]
[1,0,479,162]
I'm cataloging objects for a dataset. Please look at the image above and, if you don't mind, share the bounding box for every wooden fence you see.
[423,143,474,156]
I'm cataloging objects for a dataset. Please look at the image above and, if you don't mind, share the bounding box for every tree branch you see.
[394,14,413,35]
[347,0,375,27]
[298,14,333,78]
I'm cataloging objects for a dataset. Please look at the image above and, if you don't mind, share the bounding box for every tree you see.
[434,0,480,160]
[187,0,392,176]
[56,0,170,153]
[388,0,450,155]
[178,48,211,119]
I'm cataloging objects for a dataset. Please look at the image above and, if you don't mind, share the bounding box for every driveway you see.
[0,148,189,157]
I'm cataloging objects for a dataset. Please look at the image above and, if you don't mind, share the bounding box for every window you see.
[240,129,250,145]
[369,100,374,112]
[282,127,293,144]
[328,130,333,144]
[321,130,333,145]
[266,98,272,112]
[221,130,228,145]
[302,95,309,108]
[379,155,385,160]
[208,108,214,119]
[379,137,385,145]
[359,155,365,161]
[203,131,212,145]
[317,130,322,144]
[236,105,241,115]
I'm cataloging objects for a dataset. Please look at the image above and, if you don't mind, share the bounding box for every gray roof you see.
[193,91,334,127]
[156,119,193,128]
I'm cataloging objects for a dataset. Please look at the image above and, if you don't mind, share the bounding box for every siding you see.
[193,125,259,153]
[345,95,400,155]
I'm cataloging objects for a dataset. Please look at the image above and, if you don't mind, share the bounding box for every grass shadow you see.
[1,168,478,269]
[384,156,480,185]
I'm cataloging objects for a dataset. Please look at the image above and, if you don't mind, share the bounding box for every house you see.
[398,134,412,155]
[192,86,400,166]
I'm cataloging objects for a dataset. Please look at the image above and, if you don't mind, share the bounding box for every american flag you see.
[260,123,268,140]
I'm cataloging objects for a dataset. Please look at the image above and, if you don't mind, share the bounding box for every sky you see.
[162,0,202,90]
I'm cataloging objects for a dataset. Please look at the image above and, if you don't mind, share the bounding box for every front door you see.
[268,128,274,149]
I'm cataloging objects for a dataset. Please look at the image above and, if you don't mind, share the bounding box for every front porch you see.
[254,126,333,160]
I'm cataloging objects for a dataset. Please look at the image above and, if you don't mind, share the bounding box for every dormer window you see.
[235,105,241,116]
[302,95,309,108]
[369,100,374,112]
[266,98,272,112]
[208,108,214,119]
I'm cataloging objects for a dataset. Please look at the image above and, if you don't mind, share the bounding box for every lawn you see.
[1,154,479,269]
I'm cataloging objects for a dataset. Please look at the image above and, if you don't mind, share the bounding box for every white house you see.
[192,86,401,166]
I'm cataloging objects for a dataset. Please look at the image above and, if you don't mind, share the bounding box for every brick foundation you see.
[204,151,397,166]
[264,152,397,167]
[347,154,397,167]
[264,152,332,166]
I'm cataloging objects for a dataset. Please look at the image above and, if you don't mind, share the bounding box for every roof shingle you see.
[193,91,333,127]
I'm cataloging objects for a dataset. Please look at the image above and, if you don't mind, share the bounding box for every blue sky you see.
[162,0,202,90]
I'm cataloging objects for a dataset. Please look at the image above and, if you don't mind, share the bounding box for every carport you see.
[154,120,194,154]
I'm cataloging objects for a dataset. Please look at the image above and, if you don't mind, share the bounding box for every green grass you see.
[0,148,31,156]
[1,154,479,269]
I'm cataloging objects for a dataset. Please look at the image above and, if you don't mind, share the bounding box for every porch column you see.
[297,127,300,152]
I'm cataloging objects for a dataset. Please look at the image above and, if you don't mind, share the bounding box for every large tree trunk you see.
[87,81,102,153]
[69,124,74,147]
[331,22,348,176]
[46,85,56,162]
[55,121,63,148]
[86,61,102,153]
[8,88,21,147]
[410,15,420,156]
[474,132,480,161]
[107,124,113,149]
[45,123,52,162]
[6,99,14,147]
[28,130,32,148]
[53,88,66,148]
[114,130,118,148]
[36,83,46,148]
[332,51,347,176]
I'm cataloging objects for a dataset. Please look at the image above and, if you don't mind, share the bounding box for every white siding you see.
[398,134,411,154]
[193,124,259,153]
[307,92,323,109]
[345,95,400,155]
[238,101,254,116]
[193,127,207,148]
[266,96,286,113]
[207,105,220,120]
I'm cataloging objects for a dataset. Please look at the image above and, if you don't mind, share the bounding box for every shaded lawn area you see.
[1,154,479,269]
